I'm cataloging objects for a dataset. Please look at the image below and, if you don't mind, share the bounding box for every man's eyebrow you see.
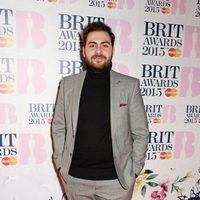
[87,41,111,45]
[101,41,111,44]
[87,41,96,44]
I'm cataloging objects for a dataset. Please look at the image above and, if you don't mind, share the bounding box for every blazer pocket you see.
[120,103,127,107]
[119,104,128,110]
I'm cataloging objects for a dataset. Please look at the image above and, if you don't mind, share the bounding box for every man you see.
[52,21,149,200]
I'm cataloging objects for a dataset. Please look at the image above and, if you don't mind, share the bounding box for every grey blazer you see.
[52,70,149,189]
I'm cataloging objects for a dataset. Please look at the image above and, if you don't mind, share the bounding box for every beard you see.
[83,54,112,73]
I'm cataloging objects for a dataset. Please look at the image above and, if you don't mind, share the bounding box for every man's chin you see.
[84,59,112,73]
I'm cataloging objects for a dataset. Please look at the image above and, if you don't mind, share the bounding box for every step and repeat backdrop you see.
[0,0,200,199]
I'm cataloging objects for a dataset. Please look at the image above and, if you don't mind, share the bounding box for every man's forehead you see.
[86,31,111,43]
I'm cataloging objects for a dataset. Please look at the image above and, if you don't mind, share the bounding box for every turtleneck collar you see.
[86,63,112,79]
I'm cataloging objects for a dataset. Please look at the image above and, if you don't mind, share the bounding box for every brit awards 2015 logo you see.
[147,131,174,160]
[144,0,171,14]
[28,103,54,125]
[184,105,200,124]
[140,65,200,97]
[145,104,176,124]
[147,131,196,161]
[0,9,14,47]
[140,64,180,97]
[145,105,162,124]
[142,21,184,57]
[0,58,15,94]
[58,14,105,52]
[0,133,17,166]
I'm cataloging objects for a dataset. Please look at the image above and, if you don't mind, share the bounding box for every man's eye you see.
[88,44,96,48]
[102,44,110,48]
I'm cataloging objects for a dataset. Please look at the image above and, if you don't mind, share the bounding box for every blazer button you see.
[70,153,72,157]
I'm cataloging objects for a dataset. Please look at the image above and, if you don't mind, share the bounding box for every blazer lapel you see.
[72,71,86,133]
[110,70,121,136]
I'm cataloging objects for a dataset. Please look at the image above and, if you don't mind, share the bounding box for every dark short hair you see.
[80,21,115,47]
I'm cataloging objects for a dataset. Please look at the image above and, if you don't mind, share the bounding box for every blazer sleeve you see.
[129,79,149,176]
[52,79,66,170]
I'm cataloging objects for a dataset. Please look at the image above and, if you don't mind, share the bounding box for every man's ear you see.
[82,47,85,58]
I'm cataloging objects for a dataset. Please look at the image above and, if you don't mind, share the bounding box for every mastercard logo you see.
[153,118,161,123]
[0,37,13,47]
[162,7,170,14]
[0,84,15,94]
[160,151,172,160]
[165,88,177,97]
[107,2,117,9]
[2,156,17,166]
[168,48,181,57]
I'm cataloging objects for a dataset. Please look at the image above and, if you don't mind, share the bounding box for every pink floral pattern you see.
[151,182,169,200]
[133,168,200,199]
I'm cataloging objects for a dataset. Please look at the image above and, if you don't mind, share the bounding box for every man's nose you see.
[95,45,102,54]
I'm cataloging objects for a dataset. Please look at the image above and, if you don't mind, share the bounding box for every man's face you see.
[82,30,114,73]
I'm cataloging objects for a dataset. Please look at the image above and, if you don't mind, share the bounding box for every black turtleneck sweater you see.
[69,67,117,180]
